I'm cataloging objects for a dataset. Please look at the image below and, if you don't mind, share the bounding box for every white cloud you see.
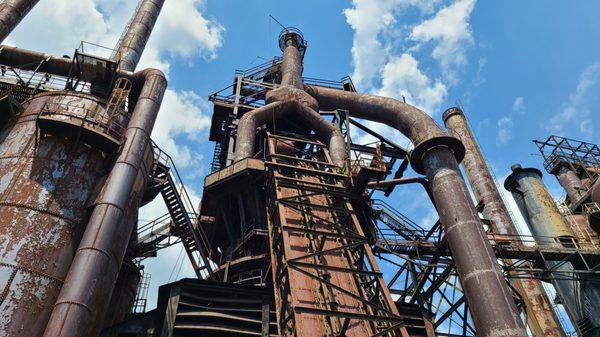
[378,53,447,114]
[496,116,513,145]
[344,0,476,126]
[152,90,212,169]
[410,0,476,81]
[343,0,441,89]
[6,0,223,77]
[548,62,599,139]
[512,96,524,112]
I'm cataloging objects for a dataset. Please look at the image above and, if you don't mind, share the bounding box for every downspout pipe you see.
[112,0,165,72]
[0,0,40,42]
[42,68,167,337]
[306,85,526,337]
[443,107,565,337]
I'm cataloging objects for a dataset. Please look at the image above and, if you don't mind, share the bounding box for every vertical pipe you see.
[443,107,565,337]
[504,164,600,337]
[423,147,526,337]
[557,167,585,204]
[42,69,167,337]
[0,0,40,42]
[279,30,304,89]
[112,0,165,72]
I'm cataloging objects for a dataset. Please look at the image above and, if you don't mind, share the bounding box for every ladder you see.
[151,143,217,281]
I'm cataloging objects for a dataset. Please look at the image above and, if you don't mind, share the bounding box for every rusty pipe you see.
[557,167,585,204]
[234,100,347,167]
[0,0,40,42]
[443,107,565,337]
[279,31,304,89]
[112,0,165,72]
[234,101,292,161]
[306,85,526,337]
[0,45,140,79]
[42,68,167,337]
[504,164,600,336]
[295,103,346,167]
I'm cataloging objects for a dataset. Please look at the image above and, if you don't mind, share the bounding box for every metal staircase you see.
[372,199,427,242]
[151,143,217,281]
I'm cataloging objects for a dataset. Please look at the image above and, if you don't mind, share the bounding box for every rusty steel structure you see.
[0,0,168,336]
[1,1,600,337]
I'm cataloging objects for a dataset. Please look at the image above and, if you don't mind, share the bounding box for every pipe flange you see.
[409,136,465,174]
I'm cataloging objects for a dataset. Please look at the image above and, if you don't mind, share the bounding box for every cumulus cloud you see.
[6,0,223,77]
[343,0,442,89]
[410,0,476,81]
[378,53,447,113]
[496,116,513,145]
[152,90,212,169]
[344,0,476,124]
[548,62,599,139]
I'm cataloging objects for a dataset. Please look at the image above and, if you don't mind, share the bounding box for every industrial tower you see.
[0,1,599,337]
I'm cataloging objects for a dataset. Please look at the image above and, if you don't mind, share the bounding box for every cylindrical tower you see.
[0,91,117,336]
[111,0,165,72]
[505,164,600,337]
[443,107,565,337]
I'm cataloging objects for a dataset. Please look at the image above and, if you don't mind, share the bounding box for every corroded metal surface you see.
[0,0,40,42]
[423,147,526,337]
[505,164,600,337]
[557,167,585,204]
[0,93,110,337]
[266,135,408,337]
[43,69,167,337]
[443,107,565,337]
[112,0,165,72]
[304,86,525,336]
[504,165,574,242]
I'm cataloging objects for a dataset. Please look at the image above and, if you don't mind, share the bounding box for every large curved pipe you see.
[235,101,292,161]
[0,0,40,42]
[112,0,165,72]
[42,68,167,337]
[306,85,526,337]
[234,100,347,167]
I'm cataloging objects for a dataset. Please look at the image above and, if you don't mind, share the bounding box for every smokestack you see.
[0,0,40,42]
[112,0,165,72]
[443,107,565,337]
[504,164,600,336]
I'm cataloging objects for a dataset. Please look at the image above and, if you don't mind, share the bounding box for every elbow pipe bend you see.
[305,85,464,173]
[295,103,347,167]
[234,101,293,161]
[233,97,347,167]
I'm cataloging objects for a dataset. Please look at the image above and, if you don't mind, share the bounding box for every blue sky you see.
[7,0,600,314]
